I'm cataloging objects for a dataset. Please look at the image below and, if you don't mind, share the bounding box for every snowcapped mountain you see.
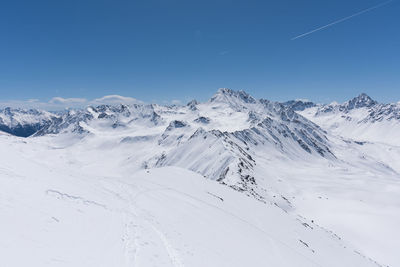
[34,103,162,136]
[298,93,400,145]
[0,107,58,137]
[16,89,333,192]
[1,89,400,266]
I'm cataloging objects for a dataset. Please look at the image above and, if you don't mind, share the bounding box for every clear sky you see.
[0,0,399,106]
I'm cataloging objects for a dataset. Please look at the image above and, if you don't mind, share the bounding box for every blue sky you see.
[0,0,399,106]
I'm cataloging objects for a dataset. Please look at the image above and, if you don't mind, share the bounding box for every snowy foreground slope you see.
[1,89,400,266]
[0,135,377,267]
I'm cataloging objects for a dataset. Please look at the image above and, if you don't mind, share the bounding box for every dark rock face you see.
[194,116,210,124]
[282,100,316,111]
[0,123,43,137]
[166,120,188,131]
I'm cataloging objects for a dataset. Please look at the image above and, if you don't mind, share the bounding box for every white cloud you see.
[171,99,182,105]
[295,98,311,102]
[49,97,87,105]
[90,95,143,106]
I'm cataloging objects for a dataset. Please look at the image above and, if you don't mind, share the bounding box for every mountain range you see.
[1,89,399,266]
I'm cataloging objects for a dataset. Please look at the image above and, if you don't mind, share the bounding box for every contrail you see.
[291,0,393,40]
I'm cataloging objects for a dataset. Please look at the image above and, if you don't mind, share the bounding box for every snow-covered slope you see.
[1,89,400,266]
[0,135,378,267]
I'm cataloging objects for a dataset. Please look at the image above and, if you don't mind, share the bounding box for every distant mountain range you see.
[4,90,399,138]
[1,89,399,195]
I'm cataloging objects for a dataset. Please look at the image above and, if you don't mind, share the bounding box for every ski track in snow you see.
[46,189,108,209]
[147,221,185,267]
[99,179,185,267]
[128,186,185,267]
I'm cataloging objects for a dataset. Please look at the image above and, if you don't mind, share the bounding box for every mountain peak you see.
[186,99,198,111]
[210,88,257,105]
[345,93,377,110]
